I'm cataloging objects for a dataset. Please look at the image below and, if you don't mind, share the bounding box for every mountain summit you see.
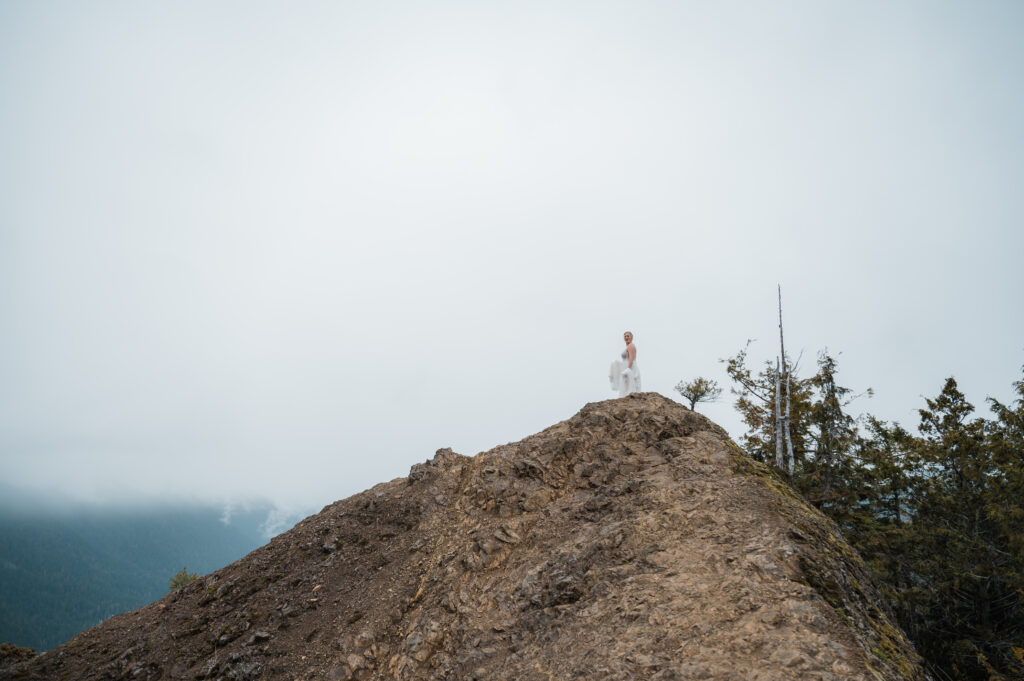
[2,393,929,681]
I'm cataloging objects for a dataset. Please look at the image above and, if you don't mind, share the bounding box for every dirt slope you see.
[1,393,930,681]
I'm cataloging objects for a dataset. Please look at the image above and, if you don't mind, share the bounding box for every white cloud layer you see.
[2,1,1022,510]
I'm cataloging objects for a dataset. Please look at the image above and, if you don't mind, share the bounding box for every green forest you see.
[712,344,1024,681]
[0,504,278,652]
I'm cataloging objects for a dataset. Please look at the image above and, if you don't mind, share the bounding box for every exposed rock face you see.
[1,393,930,681]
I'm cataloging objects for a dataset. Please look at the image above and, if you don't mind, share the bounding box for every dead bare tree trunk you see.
[778,285,795,476]
[774,357,784,471]
[786,388,795,477]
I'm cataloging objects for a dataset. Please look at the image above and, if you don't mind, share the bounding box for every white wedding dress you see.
[609,347,641,397]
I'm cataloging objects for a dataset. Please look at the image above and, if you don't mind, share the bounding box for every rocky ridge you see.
[1,393,930,681]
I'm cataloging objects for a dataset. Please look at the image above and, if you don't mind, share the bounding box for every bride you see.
[609,331,641,397]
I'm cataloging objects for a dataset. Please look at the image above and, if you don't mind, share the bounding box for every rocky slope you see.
[0,393,930,681]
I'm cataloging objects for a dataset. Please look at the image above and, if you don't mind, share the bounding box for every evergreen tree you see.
[903,378,1022,680]
[803,352,864,512]
[978,369,1024,679]
[724,346,864,504]
[722,342,813,468]
[169,566,198,591]
[858,417,917,528]
[985,368,1024,560]
[853,418,926,646]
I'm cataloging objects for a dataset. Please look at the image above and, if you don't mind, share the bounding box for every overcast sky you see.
[1,1,1022,514]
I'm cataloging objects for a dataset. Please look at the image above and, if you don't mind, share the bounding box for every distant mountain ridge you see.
[0,501,301,651]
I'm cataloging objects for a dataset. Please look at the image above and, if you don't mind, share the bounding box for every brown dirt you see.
[0,393,931,681]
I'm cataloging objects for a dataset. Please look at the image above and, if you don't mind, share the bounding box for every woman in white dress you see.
[609,331,641,397]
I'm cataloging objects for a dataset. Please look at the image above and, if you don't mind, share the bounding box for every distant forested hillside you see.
[0,502,301,651]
